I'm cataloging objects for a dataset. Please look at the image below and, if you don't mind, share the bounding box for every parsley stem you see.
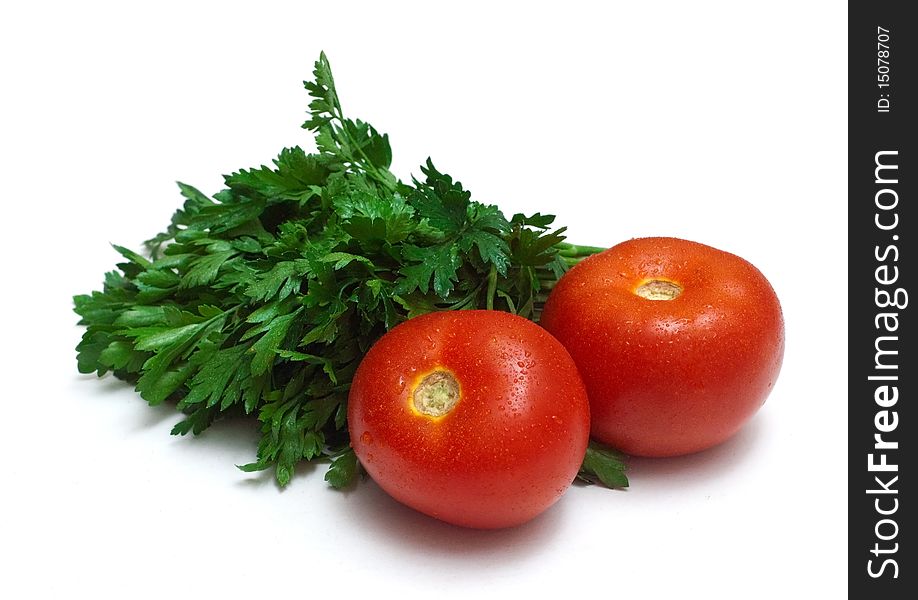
[486,264,497,310]
[556,242,606,258]
[561,255,586,267]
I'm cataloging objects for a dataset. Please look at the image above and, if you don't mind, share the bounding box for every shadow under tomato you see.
[335,476,567,564]
[623,410,769,489]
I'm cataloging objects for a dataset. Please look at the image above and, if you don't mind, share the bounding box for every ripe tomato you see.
[348,310,590,529]
[541,237,784,457]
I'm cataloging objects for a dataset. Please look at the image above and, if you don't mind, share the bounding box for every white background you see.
[0,1,847,598]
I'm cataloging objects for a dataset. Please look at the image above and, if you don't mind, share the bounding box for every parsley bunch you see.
[74,53,626,488]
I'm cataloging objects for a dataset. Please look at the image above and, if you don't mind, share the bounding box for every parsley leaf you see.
[578,441,630,489]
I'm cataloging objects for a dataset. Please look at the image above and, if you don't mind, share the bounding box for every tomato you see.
[541,237,784,457]
[348,310,590,529]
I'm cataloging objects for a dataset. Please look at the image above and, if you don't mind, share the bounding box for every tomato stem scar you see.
[413,370,460,417]
[635,279,683,300]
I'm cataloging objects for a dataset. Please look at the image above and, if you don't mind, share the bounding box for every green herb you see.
[74,52,626,489]
[578,441,630,489]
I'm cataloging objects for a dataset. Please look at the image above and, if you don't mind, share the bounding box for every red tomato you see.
[348,310,590,529]
[541,237,784,457]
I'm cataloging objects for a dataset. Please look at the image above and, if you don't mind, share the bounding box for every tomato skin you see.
[541,237,784,457]
[348,310,590,529]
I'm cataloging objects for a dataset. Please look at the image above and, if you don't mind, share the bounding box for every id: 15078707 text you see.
[876,26,891,113]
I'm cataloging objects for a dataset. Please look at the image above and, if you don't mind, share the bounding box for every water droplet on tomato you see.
[360,431,373,445]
